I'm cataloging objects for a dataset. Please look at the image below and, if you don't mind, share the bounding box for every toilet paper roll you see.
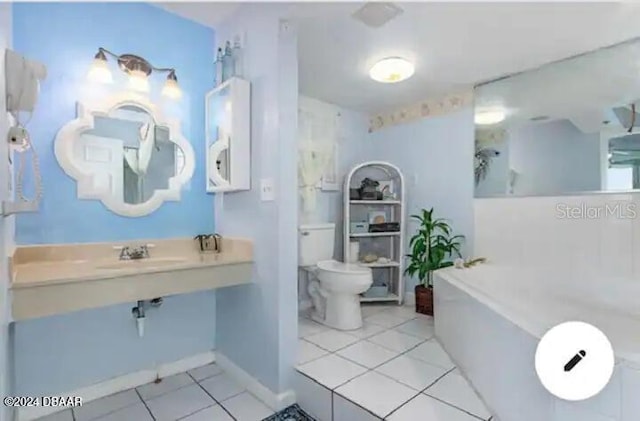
[348,241,360,263]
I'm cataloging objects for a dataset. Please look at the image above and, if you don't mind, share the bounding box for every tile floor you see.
[36,363,274,421]
[296,304,495,421]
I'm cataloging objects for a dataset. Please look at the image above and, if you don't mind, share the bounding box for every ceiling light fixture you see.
[369,57,414,84]
[475,109,506,125]
[87,47,181,99]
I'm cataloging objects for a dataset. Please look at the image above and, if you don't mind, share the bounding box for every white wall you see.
[0,4,13,421]
[475,193,639,277]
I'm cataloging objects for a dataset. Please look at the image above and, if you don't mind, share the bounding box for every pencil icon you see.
[564,350,586,372]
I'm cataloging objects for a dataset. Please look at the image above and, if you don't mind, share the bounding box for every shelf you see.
[350,232,400,238]
[360,293,400,303]
[359,261,400,268]
[350,200,401,205]
[345,161,405,305]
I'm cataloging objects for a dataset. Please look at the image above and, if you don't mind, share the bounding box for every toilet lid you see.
[317,260,371,275]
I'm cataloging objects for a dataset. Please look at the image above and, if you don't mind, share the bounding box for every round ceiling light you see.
[475,109,506,125]
[369,57,414,83]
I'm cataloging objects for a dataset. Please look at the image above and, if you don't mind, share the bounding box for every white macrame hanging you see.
[298,141,333,214]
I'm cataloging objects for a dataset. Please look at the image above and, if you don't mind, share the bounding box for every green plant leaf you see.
[405,207,464,283]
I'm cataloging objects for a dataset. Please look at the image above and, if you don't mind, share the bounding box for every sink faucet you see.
[118,245,151,260]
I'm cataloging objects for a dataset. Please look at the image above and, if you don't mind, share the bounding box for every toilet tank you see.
[298,223,336,267]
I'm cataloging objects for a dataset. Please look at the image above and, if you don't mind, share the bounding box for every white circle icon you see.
[535,321,614,401]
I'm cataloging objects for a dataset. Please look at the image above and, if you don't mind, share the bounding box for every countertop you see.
[11,237,253,289]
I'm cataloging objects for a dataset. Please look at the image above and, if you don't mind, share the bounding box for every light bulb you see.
[128,69,149,92]
[87,58,113,84]
[162,78,182,99]
[369,57,414,83]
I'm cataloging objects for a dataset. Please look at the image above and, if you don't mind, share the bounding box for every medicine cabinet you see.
[205,77,251,193]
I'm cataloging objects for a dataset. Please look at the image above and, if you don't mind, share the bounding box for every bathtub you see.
[434,264,640,421]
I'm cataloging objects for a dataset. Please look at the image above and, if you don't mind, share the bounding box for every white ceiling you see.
[159,2,640,114]
[295,2,640,113]
[157,2,240,27]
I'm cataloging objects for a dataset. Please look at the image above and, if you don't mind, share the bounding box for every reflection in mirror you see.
[207,83,232,187]
[474,38,640,198]
[78,105,185,205]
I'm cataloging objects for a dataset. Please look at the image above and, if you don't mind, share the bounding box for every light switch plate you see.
[260,178,275,201]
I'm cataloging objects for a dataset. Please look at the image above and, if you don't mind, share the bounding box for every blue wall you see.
[11,3,217,395]
[215,5,299,394]
[14,2,215,244]
[364,109,475,291]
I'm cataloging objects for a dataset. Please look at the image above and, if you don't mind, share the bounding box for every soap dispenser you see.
[214,48,223,86]
[222,41,233,83]
[232,36,243,78]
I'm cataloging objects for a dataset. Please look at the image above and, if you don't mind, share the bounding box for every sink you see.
[97,258,188,271]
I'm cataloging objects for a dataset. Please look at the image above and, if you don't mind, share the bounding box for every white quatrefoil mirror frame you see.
[55,92,195,217]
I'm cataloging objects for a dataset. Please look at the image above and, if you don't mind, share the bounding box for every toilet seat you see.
[317,260,370,274]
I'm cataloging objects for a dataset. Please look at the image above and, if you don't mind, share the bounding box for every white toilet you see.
[299,223,372,330]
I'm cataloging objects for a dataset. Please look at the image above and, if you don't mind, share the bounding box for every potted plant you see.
[405,208,464,316]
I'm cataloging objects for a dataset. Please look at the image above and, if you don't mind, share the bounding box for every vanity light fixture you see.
[369,57,414,83]
[475,109,506,125]
[87,48,182,99]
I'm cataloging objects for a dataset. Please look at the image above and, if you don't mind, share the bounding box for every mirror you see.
[206,82,232,189]
[55,93,195,216]
[474,38,640,198]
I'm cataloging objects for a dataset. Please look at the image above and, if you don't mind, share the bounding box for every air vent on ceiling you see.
[352,2,403,28]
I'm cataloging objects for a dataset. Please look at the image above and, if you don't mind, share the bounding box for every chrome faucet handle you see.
[117,246,131,260]
[137,245,150,258]
[113,243,155,260]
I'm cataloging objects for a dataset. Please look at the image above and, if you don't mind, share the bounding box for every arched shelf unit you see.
[344,161,405,304]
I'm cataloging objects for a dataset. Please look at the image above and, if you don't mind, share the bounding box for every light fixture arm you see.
[90,47,181,98]
[95,47,176,77]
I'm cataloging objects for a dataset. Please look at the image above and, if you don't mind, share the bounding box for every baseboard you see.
[404,291,415,307]
[18,351,215,421]
[215,352,296,412]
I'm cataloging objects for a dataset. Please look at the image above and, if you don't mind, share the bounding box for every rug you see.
[262,404,317,421]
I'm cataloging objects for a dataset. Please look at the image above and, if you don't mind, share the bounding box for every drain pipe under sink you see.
[132,298,163,337]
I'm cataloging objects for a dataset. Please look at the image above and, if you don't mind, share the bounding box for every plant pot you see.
[415,284,434,316]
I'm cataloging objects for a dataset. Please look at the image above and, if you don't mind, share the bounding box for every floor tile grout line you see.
[422,394,487,421]
[302,333,463,419]
[299,320,440,391]
[382,366,475,420]
[136,373,201,403]
[331,389,384,420]
[174,403,219,421]
[419,366,457,394]
[298,308,438,416]
[382,389,424,420]
[134,388,157,421]
[301,321,432,361]
[189,372,238,421]
[76,392,145,421]
[332,350,443,420]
